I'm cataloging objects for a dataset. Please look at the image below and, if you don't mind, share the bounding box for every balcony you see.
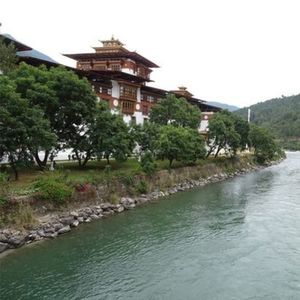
[122,100,135,114]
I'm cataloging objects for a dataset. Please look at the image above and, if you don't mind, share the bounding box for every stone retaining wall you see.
[0,159,282,256]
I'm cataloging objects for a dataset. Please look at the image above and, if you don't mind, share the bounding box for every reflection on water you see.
[1,152,300,300]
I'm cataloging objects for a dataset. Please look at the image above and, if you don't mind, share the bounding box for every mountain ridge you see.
[207,101,239,112]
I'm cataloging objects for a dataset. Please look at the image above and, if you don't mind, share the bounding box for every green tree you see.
[249,125,278,163]
[0,76,56,180]
[156,125,206,167]
[9,63,97,168]
[149,94,201,129]
[132,122,160,155]
[232,114,250,150]
[0,37,17,75]
[49,66,97,150]
[9,63,58,167]
[73,102,133,166]
[101,114,133,165]
[207,111,241,157]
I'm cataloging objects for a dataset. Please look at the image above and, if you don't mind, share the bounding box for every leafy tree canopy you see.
[149,94,201,129]
[73,102,133,166]
[207,110,241,157]
[9,63,97,167]
[132,122,160,155]
[0,37,17,75]
[0,76,56,179]
[249,125,280,163]
[156,125,206,167]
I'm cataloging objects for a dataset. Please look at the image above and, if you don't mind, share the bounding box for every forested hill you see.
[207,101,239,112]
[235,94,300,139]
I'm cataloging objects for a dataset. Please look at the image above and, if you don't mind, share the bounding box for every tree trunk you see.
[34,150,49,169]
[8,156,18,181]
[106,155,110,165]
[214,145,222,158]
[74,150,82,166]
[169,158,173,168]
[82,152,90,167]
[206,146,215,158]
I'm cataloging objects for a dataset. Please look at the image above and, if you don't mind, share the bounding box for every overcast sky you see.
[1,0,300,107]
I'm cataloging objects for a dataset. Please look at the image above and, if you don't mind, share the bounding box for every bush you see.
[136,180,148,194]
[0,172,9,206]
[140,152,157,175]
[32,175,73,204]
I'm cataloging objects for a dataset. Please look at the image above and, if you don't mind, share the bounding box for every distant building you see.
[0,33,58,67]
[64,37,221,130]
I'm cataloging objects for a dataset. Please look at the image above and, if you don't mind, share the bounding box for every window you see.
[94,65,106,70]
[120,85,137,99]
[98,86,112,95]
[111,64,121,71]
[142,105,149,115]
[146,95,154,102]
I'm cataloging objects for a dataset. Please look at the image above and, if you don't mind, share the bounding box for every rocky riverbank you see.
[0,158,283,256]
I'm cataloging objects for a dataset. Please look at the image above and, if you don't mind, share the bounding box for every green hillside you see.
[235,94,300,145]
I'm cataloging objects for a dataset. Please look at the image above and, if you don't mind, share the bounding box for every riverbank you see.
[0,155,284,256]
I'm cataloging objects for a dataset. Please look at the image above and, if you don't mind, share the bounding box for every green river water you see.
[1,152,300,300]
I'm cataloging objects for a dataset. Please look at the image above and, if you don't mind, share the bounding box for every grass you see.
[1,154,254,197]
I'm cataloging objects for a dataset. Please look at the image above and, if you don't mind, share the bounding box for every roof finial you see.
[111,34,115,41]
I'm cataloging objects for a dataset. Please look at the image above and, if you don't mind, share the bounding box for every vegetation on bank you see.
[235,94,300,150]
[0,38,285,223]
[0,154,265,227]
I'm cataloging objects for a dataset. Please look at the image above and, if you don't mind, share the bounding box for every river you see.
[1,152,300,299]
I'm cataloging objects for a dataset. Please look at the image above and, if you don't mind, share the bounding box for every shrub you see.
[32,175,73,204]
[140,152,157,175]
[0,172,9,206]
[109,193,120,204]
[136,180,148,194]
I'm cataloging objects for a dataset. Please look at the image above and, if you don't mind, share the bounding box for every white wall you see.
[111,80,120,98]
[121,68,135,75]
[134,111,143,125]
[199,120,209,132]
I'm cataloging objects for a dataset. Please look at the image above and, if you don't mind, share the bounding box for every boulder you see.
[27,232,39,241]
[44,227,56,234]
[71,220,79,227]
[78,212,88,219]
[53,223,64,231]
[0,242,9,253]
[77,217,84,223]
[83,207,93,215]
[57,225,71,235]
[120,197,136,209]
[44,232,58,239]
[0,233,8,243]
[90,214,99,220]
[95,208,103,214]
[59,216,74,226]
[70,211,79,218]
[113,204,124,213]
[100,203,112,211]
[37,230,46,237]
[136,197,149,204]
[8,236,25,248]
